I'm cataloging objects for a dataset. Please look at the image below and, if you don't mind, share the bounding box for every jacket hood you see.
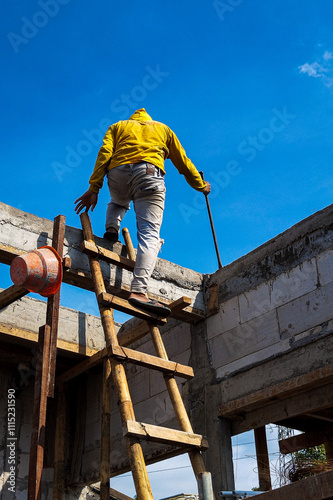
[129,108,153,121]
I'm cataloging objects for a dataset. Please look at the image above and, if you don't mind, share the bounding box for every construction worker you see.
[74,108,211,317]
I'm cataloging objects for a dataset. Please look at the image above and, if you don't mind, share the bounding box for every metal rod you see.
[199,172,222,269]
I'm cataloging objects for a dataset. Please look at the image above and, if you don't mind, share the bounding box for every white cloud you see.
[323,50,333,61]
[298,50,333,87]
[298,62,326,78]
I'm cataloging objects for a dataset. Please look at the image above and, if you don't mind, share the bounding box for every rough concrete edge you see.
[203,202,333,301]
[0,201,204,289]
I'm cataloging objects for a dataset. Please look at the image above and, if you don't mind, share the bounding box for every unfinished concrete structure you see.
[0,200,333,499]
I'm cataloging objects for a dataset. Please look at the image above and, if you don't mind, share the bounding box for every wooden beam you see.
[116,296,193,347]
[98,292,166,323]
[124,420,209,450]
[247,468,333,500]
[47,214,66,397]
[101,358,112,500]
[0,322,99,358]
[232,382,333,435]
[0,284,29,310]
[206,283,219,316]
[81,240,135,271]
[279,425,333,454]
[28,325,52,500]
[219,364,333,418]
[0,242,204,323]
[92,485,135,500]
[53,383,69,500]
[57,343,193,384]
[254,426,272,491]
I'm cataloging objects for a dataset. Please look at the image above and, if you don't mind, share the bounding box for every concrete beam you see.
[249,468,333,500]
[0,202,204,321]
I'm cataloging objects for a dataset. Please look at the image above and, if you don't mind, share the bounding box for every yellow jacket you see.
[89,108,207,193]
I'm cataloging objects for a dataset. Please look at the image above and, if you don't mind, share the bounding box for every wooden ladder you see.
[79,212,211,500]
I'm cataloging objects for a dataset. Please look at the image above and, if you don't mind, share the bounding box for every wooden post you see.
[254,426,272,491]
[122,228,136,260]
[101,358,112,500]
[28,325,52,500]
[53,383,68,500]
[47,214,66,397]
[80,213,154,500]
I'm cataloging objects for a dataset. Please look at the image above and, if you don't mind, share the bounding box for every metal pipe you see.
[198,472,214,500]
[199,171,223,269]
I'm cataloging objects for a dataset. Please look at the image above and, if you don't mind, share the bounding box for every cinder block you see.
[216,337,292,379]
[127,370,150,405]
[239,282,272,323]
[209,309,280,370]
[317,248,333,286]
[278,281,333,337]
[206,296,240,340]
[270,258,318,308]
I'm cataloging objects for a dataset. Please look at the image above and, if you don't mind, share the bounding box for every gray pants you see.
[105,162,165,294]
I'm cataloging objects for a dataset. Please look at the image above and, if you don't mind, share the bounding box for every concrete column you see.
[218,417,235,491]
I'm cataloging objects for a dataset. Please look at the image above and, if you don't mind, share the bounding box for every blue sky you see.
[2,0,333,495]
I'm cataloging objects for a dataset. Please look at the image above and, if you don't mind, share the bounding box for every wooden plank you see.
[92,485,135,500]
[232,382,333,435]
[248,468,333,500]
[0,284,29,310]
[82,240,135,271]
[47,214,66,398]
[218,364,333,418]
[98,292,167,323]
[279,425,333,454]
[117,346,194,379]
[69,379,87,485]
[0,243,204,323]
[206,283,219,316]
[57,343,193,383]
[0,322,99,358]
[124,420,209,450]
[53,383,68,500]
[116,296,193,347]
[254,426,272,491]
[28,325,52,500]
[101,358,112,500]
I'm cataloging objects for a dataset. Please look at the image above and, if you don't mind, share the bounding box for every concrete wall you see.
[204,204,333,410]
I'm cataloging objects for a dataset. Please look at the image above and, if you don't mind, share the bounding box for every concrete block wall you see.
[205,204,333,394]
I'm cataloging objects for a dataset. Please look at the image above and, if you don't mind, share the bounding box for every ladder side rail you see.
[80,213,154,500]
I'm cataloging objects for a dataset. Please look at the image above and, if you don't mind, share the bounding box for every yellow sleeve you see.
[166,129,207,192]
[89,125,115,193]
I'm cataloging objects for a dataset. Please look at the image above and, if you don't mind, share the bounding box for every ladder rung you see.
[112,345,194,379]
[57,344,194,383]
[124,420,209,450]
[98,292,167,323]
[82,240,135,271]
